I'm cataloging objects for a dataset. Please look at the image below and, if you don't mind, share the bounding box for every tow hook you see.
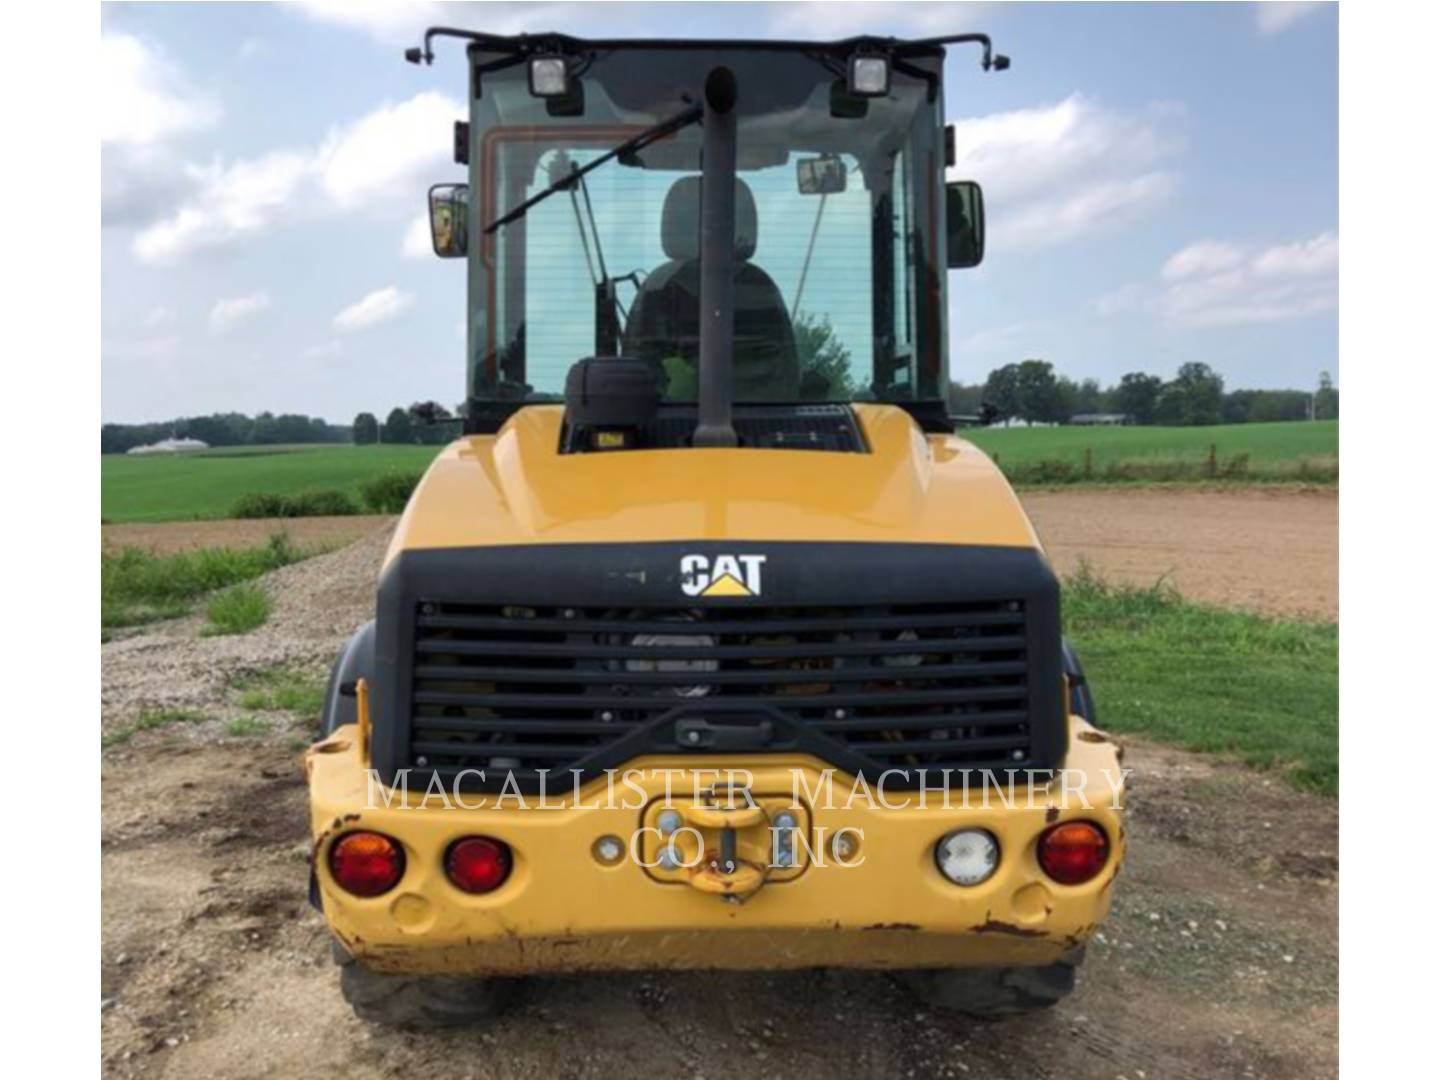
[642,791,810,901]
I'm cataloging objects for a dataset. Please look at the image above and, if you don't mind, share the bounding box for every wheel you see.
[1062,638,1097,724]
[895,949,1083,1018]
[332,941,514,1029]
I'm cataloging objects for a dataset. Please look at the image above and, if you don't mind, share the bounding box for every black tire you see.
[1062,638,1097,725]
[895,949,1083,1018]
[332,942,513,1029]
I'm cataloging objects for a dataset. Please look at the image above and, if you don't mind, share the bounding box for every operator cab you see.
[624,176,799,402]
[418,31,996,445]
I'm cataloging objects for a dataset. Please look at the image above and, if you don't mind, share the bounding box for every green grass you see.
[225,716,272,738]
[102,444,440,522]
[1064,569,1338,795]
[103,707,207,747]
[202,584,273,636]
[102,532,308,631]
[230,667,326,717]
[966,419,1337,484]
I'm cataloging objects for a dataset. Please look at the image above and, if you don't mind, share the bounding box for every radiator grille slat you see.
[405,601,1036,781]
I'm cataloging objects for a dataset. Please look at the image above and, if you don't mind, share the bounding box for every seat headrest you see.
[661,176,758,262]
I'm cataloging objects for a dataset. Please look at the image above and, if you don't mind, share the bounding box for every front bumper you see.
[306,720,1126,975]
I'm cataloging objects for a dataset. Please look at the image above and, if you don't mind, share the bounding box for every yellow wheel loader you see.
[308,25,1126,1029]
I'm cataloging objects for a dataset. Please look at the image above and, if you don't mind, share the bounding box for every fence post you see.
[1206,443,1217,478]
[1084,447,1093,480]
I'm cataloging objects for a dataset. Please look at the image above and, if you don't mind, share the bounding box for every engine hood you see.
[384,404,1040,564]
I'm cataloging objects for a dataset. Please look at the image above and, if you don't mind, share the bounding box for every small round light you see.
[329,831,405,897]
[1037,821,1109,886]
[593,835,625,865]
[445,836,513,894]
[657,809,683,835]
[831,830,861,864]
[935,829,1000,886]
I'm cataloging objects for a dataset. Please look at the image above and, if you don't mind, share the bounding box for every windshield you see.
[466,46,947,407]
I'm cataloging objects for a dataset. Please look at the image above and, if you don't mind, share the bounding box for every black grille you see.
[405,600,1035,788]
[561,404,867,453]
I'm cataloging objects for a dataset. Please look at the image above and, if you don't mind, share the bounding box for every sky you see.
[100,1,1339,424]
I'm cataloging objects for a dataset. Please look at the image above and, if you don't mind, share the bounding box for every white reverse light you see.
[529,56,569,97]
[935,829,1000,886]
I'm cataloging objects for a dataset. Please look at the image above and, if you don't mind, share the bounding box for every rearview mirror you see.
[428,183,468,258]
[946,180,985,269]
[797,155,847,195]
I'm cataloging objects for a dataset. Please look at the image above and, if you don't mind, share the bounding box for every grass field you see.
[1064,569,1338,795]
[101,419,1338,522]
[102,444,438,522]
[966,419,1337,483]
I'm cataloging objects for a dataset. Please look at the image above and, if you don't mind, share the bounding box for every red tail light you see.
[329,831,405,897]
[446,836,513,894]
[1037,821,1109,885]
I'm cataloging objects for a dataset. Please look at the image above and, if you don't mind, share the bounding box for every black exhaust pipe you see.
[693,66,738,449]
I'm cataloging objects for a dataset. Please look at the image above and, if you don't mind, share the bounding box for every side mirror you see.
[946,180,985,269]
[797,155,847,195]
[428,183,468,258]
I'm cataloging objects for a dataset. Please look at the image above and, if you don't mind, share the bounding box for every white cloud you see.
[1252,230,1339,277]
[1162,241,1247,281]
[292,2,579,44]
[291,1,447,44]
[102,33,217,147]
[1255,2,1327,36]
[402,213,433,258]
[766,1,991,39]
[142,305,176,329]
[131,93,462,263]
[948,94,1183,250]
[209,292,272,335]
[334,287,412,332]
[1104,231,1339,330]
[316,92,460,209]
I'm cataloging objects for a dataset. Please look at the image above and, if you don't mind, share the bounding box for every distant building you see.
[126,437,210,455]
[1068,413,1131,426]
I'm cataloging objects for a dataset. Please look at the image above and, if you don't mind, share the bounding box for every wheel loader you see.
[307,25,1127,1028]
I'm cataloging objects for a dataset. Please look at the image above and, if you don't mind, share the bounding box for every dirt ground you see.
[101,490,1339,1078]
[103,515,393,555]
[1022,486,1338,621]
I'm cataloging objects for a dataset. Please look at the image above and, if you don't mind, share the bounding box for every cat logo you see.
[679,554,766,598]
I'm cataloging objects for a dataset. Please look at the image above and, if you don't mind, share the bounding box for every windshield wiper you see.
[484,102,702,234]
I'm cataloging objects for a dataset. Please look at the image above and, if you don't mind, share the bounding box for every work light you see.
[935,828,1000,886]
[528,55,569,97]
[848,53,890,97]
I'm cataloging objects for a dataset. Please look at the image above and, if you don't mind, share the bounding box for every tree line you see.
[101,411,349,454]
[948,361,1338,426]
[350,404,462,446]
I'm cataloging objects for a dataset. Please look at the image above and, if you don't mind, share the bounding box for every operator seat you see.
[622,176,799,400]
